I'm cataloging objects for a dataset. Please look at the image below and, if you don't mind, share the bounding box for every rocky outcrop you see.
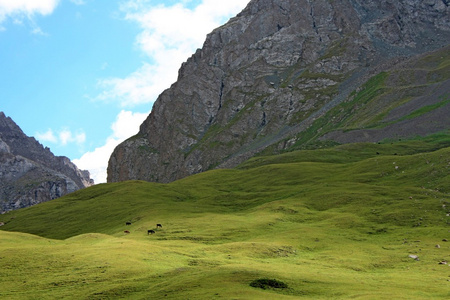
[0,112,93,212]
[108,0,450,183]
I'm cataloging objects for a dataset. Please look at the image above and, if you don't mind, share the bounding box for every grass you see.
[1,138,450,299]
[285,46,450,151]
[399,95,450,121]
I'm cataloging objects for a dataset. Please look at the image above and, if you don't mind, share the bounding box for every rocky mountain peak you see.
[0,112,93,212]
[108,0,450,183]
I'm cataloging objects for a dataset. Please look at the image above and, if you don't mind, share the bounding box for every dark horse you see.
[126,222,132,225]
[148,230,155,235]
[156,224,162,228]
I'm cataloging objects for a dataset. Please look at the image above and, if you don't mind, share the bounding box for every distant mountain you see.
[0,112,93,212]
[108,0,450,183]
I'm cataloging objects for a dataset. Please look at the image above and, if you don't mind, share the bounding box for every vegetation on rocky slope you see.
[108,0,450,183]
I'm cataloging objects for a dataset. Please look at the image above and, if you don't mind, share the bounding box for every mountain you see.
[0,112,93,212]
[108,0,450,183]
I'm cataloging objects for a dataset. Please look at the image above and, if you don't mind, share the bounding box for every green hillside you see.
[1,135,449,299]
[281,45,450,151]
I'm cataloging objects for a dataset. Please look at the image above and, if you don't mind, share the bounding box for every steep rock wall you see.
[108,0,450,183]
[0,112,93,212]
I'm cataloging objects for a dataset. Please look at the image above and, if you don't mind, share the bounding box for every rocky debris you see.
[0,112,93,212]
[408,254,420,261]
[108,0,450,183]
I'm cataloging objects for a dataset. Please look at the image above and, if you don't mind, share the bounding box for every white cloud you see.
[59,129,73,146]
[82,0,249,183]
[95,0,249,108]
[0,0,60,24]
[73,137,119,184]
[96,62,170,108]
[36,129,58,143]
[31,26,47,36]
[59,129,86,146]
[36,128,86,147]
[111,110,148,140]
[73,110,148,184]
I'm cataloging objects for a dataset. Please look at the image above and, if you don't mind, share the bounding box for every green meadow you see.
[1,135,450,299]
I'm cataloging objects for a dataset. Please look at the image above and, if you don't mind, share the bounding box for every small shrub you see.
[249,278,288,290]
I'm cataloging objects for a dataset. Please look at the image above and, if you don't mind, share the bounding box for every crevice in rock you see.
[261,111,267,127]
[219,79,225,110]
[278,3,288,15]
[395,14,404,31]
[309,0,319,35]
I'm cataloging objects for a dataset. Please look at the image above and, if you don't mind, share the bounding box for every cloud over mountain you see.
[95,0,250,108]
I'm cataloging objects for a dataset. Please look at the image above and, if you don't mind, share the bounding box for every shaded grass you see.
[287,46,450,150]
[399,96,450,121]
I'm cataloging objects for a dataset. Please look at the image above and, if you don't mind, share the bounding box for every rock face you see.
[108,0,450,183]
[0,112,93,212]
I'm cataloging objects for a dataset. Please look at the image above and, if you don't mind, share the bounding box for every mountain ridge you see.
[0,112,93,212]
[108,0,450,183]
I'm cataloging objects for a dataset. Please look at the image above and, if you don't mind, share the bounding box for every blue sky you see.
[0,0,249,183]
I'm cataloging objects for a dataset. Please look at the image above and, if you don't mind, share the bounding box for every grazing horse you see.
[126,222,132,225]
[124,230,130,234]
[156,224,162,228]
[148,230,155,235]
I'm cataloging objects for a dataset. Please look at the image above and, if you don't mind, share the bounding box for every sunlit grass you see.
[1,139,449,299]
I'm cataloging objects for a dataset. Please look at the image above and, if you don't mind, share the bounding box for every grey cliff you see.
[0,112,94,212]
[108,0,450,183]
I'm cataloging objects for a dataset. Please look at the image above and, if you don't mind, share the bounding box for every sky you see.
[0,0,250,183]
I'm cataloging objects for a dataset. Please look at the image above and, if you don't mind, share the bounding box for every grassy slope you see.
[1,138,450,299]
[282,45,450,152]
